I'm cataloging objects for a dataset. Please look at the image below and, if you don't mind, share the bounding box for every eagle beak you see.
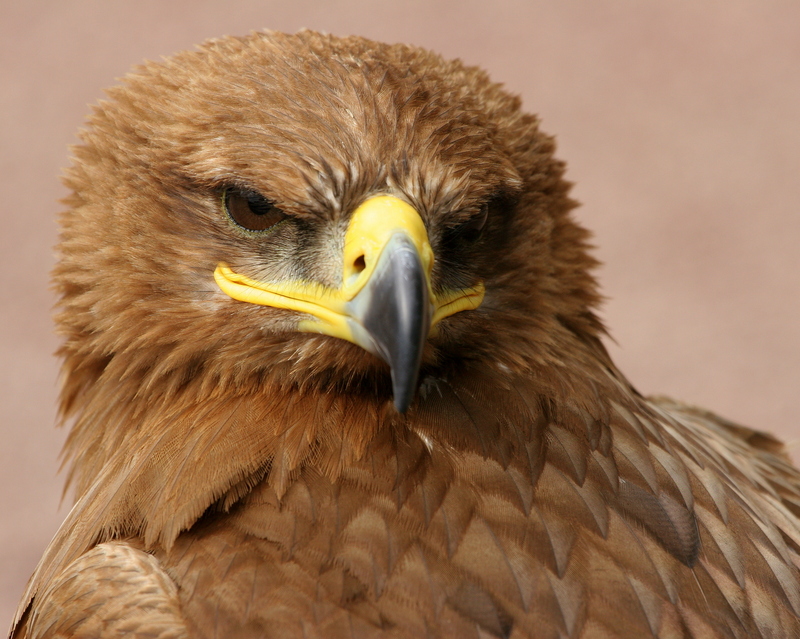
[214,195,484,412]
[337,197,433,412]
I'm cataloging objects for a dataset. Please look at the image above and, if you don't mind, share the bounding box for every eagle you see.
[10,30,800,639]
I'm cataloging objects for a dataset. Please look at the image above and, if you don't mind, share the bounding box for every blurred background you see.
[2,0,799,627]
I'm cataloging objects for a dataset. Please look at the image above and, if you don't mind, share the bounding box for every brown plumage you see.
[10,30,800,639]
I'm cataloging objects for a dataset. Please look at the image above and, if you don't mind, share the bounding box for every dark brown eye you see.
[224,189,286,232]
[445,204,489,246]
[459,203,489,243]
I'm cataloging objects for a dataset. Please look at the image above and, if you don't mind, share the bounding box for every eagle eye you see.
[459,203,489,243]
[224,189,286,233]
[443,203,489,247]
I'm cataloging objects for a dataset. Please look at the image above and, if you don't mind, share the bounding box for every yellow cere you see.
[341,195,434,296]
[214,195,485,340]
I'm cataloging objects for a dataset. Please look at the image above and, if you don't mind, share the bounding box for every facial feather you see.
[54,31,604,499]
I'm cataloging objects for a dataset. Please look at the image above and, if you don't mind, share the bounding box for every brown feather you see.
[11,30,800,639]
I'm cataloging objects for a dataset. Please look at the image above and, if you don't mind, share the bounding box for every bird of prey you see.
[10,30,800,639]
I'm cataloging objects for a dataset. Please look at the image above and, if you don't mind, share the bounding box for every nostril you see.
[353,255,366,273]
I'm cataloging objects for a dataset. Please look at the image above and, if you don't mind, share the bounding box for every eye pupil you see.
[245,194,274,216]
[224,189,286,232]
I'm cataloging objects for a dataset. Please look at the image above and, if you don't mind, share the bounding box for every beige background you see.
[2,0,799,627]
